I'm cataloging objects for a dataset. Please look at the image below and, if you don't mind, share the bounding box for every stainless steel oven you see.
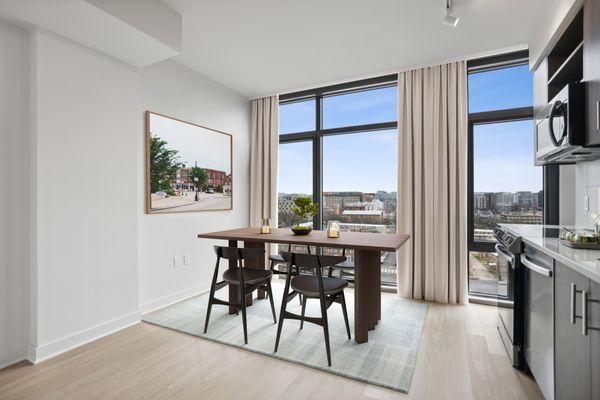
[493,226,524,369]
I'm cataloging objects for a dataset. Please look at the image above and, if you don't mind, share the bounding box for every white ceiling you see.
[163,0,545,98]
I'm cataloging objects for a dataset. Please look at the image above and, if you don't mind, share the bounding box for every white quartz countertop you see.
[499,224,600,283]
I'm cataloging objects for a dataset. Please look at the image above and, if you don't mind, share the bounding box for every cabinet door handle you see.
[571,283,577,324]
[596,100,599,131]
[582,290,588,336]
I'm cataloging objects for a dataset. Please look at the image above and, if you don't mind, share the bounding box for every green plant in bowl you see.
[290,196,318,235]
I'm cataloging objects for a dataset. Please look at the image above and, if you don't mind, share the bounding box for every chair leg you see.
[266,281,277,324]
[203,296,213,334]
[274,273,292,353]
[239,284,248,344]
[300,296,307,330]
[298,293,302,306]
[203,259,220,334]
[319,294,332,366]
[340,291,351,340]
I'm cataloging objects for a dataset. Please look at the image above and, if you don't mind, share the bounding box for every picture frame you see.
[145,111,233,214]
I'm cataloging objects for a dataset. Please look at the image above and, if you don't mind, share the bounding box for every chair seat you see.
[291,275,347,296]
[269,254,285,263]
[335,260,355,270]
[222,268,272,284]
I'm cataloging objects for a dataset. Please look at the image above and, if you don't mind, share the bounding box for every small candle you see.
[261,218,271,234]
[327,221,340,238]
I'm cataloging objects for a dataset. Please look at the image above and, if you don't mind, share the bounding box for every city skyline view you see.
[278,64,537,194]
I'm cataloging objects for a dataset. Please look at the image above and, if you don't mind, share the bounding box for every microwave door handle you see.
[548,101,566,147]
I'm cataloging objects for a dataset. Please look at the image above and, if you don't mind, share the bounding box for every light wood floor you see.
[0,292,543,400]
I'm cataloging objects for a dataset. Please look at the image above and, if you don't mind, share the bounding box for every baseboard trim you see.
[0,356,27,370]
[28,311,141,364]
[140,284,210,315]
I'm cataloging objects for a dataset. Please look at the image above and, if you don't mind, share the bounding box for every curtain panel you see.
[250,96,279,234]
[396,61,468,304]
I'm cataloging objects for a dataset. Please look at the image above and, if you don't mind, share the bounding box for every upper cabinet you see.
[546,9,583,101]
[532,4,600,164]
[583,0,600,146]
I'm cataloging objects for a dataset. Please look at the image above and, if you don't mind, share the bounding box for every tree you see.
[149,134,181,193]
[189,164,207,201]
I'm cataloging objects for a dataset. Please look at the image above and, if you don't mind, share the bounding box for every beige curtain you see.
[250,96,279,235]
[396,61,468,304]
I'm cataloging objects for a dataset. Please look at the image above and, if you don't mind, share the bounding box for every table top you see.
[197,227,410,252]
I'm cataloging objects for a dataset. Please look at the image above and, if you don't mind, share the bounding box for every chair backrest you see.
[213,246,265,262]
[281,252,346,273]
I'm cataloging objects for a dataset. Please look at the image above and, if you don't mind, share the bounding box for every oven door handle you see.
[495,243,514,263]
[521,254,553,277]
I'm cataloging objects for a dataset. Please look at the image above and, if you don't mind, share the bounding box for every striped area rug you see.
[142,285,427,393]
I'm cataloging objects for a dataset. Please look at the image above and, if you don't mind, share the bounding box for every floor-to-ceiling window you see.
[467,52,546,299]
[278,76,398,286]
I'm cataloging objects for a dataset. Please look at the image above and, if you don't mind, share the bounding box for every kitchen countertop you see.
[499,224,600,284]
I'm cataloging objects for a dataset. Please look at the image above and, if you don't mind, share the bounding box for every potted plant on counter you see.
[290,196,318,235]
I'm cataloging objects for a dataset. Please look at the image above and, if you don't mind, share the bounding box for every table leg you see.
[375,262,381,322]
[228,240,239,314]
[243,241,266,300]
[354,249,381,343]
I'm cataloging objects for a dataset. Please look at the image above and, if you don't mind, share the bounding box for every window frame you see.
[466,50,559,298]
[279,74,398,231]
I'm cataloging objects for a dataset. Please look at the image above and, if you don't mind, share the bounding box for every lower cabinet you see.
[554,262,590,400]
[591,280,600,400]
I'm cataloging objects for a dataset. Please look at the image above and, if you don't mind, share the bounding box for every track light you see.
[444,0,459,27]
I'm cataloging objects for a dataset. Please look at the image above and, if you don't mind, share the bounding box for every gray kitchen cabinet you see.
[590,280,600,400]
[584,0,600,146]
[555,261,595,400]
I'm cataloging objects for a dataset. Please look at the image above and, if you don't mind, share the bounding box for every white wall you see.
[575,160,600,227]
[0,21,250,365]
[0,19,31,369]
[30,30,141,361]
[138,60,250,313]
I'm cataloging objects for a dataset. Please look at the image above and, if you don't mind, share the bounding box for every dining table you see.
[197,227,410,343]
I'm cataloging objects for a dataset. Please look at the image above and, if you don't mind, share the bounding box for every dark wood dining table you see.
[197,227,410,343]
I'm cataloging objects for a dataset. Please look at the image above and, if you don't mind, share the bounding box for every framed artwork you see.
[145,111,233,213]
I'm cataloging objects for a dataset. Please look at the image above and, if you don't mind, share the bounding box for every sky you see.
[278,64,539,194]
[150,113,231,174]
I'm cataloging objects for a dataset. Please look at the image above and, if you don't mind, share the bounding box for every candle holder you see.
[326,220,340,238]
[261,218,271,234]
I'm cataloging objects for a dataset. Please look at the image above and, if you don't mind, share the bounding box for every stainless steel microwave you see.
[535,83,586,165]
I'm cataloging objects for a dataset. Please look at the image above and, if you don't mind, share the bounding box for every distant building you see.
[474,193,488,210]
[205,169,230,188]
[341,209,384,223]
[323,192,362,214]
[175,167,194,191]
[498,211,543,224]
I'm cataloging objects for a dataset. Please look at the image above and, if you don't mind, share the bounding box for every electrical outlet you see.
[173,255,182,268]
[183,253,190,265]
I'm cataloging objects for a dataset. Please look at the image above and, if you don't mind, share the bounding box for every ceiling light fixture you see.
[443,0,459,27]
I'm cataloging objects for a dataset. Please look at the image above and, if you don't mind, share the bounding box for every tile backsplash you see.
[575,159,600,228]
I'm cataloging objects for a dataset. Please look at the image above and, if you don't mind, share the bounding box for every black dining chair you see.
[330,248,355,283]
[269,244,312,304]
[274,252,351,366]
[204,246,277,344]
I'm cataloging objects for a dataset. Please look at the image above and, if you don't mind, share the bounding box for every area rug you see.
[142,285,427,393]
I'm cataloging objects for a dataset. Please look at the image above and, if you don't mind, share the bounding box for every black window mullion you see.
[313,95,323,230]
